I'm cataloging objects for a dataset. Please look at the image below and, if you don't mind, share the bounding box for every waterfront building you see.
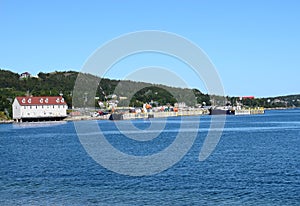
[12,96,67,122]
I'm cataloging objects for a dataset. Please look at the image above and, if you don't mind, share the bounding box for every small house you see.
[19,72,31,79]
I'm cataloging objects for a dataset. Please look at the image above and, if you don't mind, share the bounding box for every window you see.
[30,106,32,109]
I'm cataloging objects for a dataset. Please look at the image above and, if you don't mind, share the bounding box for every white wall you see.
[20,104,67,118]
[13,98,68,120]
[12,99,21,119]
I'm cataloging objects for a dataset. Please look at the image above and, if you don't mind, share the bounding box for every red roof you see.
[15,96,67,106]
[242,96,255,99]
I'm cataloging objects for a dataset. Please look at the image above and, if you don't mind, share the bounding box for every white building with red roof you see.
[12,96,67,122]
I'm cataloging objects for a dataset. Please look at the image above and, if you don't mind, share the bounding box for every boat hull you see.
[209,109,235,115]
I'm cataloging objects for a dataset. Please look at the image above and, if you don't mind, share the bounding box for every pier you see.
[122,109,209,120]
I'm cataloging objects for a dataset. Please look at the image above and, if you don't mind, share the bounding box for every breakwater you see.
[123,109,209,120]
[235,107,265,115]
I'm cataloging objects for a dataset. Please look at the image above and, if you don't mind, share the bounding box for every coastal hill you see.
[0,69,210,118]
[0,69,299,119]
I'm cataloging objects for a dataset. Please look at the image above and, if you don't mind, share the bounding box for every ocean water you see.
[0,109,299,205]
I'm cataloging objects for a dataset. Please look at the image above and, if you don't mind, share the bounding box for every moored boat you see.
[209,106,235,115]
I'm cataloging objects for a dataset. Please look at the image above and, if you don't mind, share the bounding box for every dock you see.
[235,107,265,115]
[122,109,209,120]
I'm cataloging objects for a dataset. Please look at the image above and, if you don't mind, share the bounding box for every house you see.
[175,102,187,109]
[12,96,68,122]
[19,72,31,79]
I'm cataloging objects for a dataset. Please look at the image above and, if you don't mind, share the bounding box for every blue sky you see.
[0,0,299,97]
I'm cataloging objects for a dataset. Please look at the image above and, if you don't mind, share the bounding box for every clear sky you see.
[1,0,299,97]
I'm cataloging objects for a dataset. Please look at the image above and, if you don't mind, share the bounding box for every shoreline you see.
[264,107,299,110]
[0,120,14,124]
[1,107,299,124]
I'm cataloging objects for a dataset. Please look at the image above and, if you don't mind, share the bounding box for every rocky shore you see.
[0,120,14,124]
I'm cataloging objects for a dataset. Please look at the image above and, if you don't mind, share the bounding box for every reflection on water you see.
[12,121,67,129]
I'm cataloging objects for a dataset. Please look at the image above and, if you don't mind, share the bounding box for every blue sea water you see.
[0,109,299,205]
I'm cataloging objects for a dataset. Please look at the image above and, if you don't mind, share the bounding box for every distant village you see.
[0,70,299,122]
[11,73,264,122]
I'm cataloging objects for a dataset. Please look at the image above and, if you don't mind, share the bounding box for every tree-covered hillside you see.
[0,69,210,118]
[1,69,299,119]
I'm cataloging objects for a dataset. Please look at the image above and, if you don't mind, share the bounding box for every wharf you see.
[123,109,209,120]
[235,107,265,115]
